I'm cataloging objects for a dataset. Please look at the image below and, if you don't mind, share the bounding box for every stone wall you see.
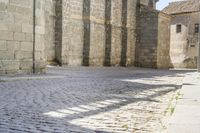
[0,0,46,74]
[1,0,168,74]
[170,12,199,68]
[136,6,171,68]
[0,0,139,74]
[44,0,56,63]
[157,13,171,68]
[58,0,138,66]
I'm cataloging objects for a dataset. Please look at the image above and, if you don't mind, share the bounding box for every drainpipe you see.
[33,0,36,73]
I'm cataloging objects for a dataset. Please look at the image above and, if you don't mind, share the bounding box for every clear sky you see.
[156,0,171,10]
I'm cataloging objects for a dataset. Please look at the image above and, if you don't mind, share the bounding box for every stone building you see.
[0,0,172,74]
[0,0,47,74]
[136,4,171,68]
[163,0,200,68]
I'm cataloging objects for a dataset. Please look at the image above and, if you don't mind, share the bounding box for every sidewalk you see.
[166,72,200,133]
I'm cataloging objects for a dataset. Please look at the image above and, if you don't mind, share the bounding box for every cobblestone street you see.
[0,67,188,133]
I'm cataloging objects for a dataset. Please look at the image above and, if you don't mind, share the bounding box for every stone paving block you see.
[0,68,187,133]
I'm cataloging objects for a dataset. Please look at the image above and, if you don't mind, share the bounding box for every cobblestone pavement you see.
[0,67,189,133]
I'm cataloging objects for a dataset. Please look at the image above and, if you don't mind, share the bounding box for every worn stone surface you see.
[0,67,186,133]
[165,72,200,133]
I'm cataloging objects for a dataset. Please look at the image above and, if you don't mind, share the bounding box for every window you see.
[176,24,182,33]
[195,24,199,33]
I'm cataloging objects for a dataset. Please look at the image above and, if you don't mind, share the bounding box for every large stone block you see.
[36,26,45,35]
[15,51,32,60]
[20,42,33,51]
[9,0,32,8]
[0,3,6,12]
[0,31,13,40]
[35,41,45,51]
[8,23,22,32]
[6,41,20,51]
[14,14,30,24]
[14,32,26,41]
[0,0,9,4]
[22,24,33,33]
[0,60,20,70]
[0,12,15,23]
[19,60,33,70]
[25,33,33,42]
[0,23,8,31]
[0,40,6,50]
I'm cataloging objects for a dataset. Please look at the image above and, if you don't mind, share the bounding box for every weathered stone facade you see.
[56,0,138,67]
[0,0,171,74]
[135,6,171,68]
[169,12,199,68]
[163,0,200,69]
[0,0,46,74]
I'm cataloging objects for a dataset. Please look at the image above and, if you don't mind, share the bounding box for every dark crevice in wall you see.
[54,0,63,65]
[120,0,128,66]
[104,0,112,66]
[82,0,91,66]
[135,0,141,66]
[33,0,36,73]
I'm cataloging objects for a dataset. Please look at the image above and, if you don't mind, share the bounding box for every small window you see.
[176,24,182,33]
[195,24,199,33]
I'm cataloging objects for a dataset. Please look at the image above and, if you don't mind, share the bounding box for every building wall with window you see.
[170,12,200,68]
